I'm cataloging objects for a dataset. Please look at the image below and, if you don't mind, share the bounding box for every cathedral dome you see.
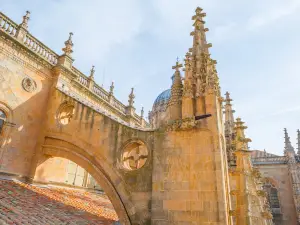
[152,89,171,112]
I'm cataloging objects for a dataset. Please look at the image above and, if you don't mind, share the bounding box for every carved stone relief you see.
[122,141,148,171]
[22,77,37,93]
[56,102,75,126]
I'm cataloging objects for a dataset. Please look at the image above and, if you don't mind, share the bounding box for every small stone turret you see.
[168,59,183,121]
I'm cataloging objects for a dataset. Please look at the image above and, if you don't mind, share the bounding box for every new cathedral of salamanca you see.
[0,6,299,225]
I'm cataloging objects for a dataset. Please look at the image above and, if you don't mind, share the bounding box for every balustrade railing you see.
[22,34,58,64]
[1,11,149,128]
[0,12,18,37]
[0,12,58,65]
[93,84,109,102]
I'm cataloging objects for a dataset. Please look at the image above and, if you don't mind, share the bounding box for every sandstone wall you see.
[0,35,52,176]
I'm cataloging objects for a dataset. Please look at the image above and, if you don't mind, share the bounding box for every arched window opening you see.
[269,187,280,209]
[263,179,281,214]
[0,109,7,133]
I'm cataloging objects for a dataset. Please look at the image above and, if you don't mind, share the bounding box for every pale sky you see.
[1,0,300,156]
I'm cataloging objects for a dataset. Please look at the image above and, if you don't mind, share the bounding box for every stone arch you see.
[0,101,13,147]
[39,137,133,225]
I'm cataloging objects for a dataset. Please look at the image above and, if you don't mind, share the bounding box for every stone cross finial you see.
[172,58,183,72]
[109,82,114,95]
[192,7,206,29]
[89,65,95,80]
[128,88,135,107]
[62,32,74,56]
[20,11,30,29]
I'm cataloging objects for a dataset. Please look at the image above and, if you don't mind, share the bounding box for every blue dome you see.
[153,89,171,110]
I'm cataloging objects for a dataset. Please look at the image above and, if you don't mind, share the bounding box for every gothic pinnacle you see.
[128,88,135,107]
[171,59,183,88]
[297,129,300,155]
[62,32,74,56]
[284,128,295,153]
[89,65,95,80]
[20,10,30,29]
[235,118,252,151]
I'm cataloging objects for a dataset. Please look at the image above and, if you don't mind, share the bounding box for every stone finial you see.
[141,107,144,118]
[109,81,114,96]
[62,32,74,56]
[235,118,252,151]
[20,11,30,29]
[297,129,300,155]
[284,128,295,154]
[172,57,183,72]
[89,65,95,80]
[128,88,135,107]
[225,92,232,104]
[192,7,206,29]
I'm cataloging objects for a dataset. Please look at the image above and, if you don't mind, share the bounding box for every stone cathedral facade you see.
[0,6,296,225]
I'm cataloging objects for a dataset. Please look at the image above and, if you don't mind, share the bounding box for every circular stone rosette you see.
[22,77,37,93]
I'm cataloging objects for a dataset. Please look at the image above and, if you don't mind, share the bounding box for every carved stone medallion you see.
[56,102,75,126]
[122,141,148,171]
[22,77,37,92]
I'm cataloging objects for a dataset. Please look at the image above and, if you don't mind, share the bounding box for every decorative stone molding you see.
[22,77,37,92]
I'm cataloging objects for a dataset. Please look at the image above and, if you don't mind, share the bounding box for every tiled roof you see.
[0,180,118,225]
[251,150,279,158]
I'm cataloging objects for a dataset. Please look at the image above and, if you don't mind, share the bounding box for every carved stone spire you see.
[128,88,135,107]
[62,32,74,56]
[20,11,30,29]
[284,128,295,155]
[187,7,220,118]
[224,92,235,136]
[231,118,273,224]
[297,129,300,155]
[89,65,95,80]
[224,92,236,165]
[168,59,183,121]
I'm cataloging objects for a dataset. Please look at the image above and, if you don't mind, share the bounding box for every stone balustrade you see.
[23,34,58,65]
[0,11,149,129]
[0,12,18,37]
[0,12,58,65]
